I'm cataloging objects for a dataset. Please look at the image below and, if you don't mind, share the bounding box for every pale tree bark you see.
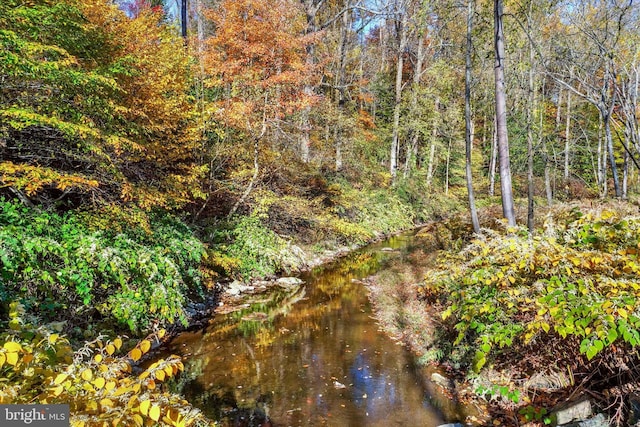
[494,0,516,227]
[390,5,408,180]
[334,2,351,172]
[489,114,497,196]
[525,0,537,233]
[465,0,480,233]
[564,89,572,182]
[403,28,426,178]
[299,0,325,163]
[426,99,439,188]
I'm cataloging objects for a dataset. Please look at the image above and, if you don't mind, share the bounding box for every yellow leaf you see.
[52,385,64,397]
[6,352,19,366]
[149,405,161,422]
[82,382,95,392]
[0,353,5,368]
[132,414,144,427]
[164,366,173,378]
[106,344,115,356]
[3,342,22,352]
[139,340,151,354]
[139,400,151,416]
[48,334,59,345]
[105,381,116,391]
[94,354,103,363]
[54,373,69,385]
[138,371,150,380]
[157,329,166,339]
[146,379,156,390]
[113,338,123,350]
[81,368,93,381]
[508,276,516,284]
[618,307,629,319]
[113,386,130,397]
[100,398,113,408]
[94,377,106,389]
[130,348,142,362]
[155,370,165,381]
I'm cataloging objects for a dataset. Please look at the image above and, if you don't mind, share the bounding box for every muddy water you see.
[162,233,467,426]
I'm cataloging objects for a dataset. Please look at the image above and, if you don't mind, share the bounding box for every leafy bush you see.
[420,207,640,373]
[0,303,213,426]
[208,214,292,280]
[0,200,205,333]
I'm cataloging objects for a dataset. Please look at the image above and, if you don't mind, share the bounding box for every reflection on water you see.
[160,234,460,426]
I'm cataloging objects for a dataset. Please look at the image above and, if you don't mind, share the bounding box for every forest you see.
[0,0,639,425]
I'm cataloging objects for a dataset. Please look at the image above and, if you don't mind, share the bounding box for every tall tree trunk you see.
[494,0,516,226]
[426,99,439,188]
[390,10,408,181]
[445,139,451,195]
[598,116,607,197]
[465,0,480,233]
[489,114,497,196]
[181,0,188,39]
[299,0,324,163]
[604,111,621,197]
[564,90,572,182]
[623,149,629,199]
[334,1,350,171]
[526,1,535,233]
[404,29,426,179]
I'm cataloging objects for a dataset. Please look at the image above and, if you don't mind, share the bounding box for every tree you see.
[0,0,202,209]
[493,0,516,226]
[465,0,480,233]
[202,0,312,214]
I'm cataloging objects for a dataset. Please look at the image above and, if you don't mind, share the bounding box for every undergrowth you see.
[419,203,640,424]
[0,200,206,333]
[0,303,213,426]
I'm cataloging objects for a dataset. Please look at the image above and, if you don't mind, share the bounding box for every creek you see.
[158,231,475,426]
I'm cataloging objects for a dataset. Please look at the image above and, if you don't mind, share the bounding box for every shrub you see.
[0,200,205,333]
[421,207,640,373]
[0,303,213,426]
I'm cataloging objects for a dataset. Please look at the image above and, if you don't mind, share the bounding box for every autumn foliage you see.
[0,0,203,209]
[202,0,312,134]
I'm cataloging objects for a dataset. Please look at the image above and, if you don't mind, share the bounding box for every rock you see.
[551,399,593,426]
[559,413,609,427]
[333,381,346,389]
[629,393,640,425]
[276,277,304,287]
[381,247,395,252]
[430,372,451,389]
[226,280,254,296]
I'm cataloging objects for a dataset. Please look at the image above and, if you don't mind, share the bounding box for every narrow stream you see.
[161,232,468,426]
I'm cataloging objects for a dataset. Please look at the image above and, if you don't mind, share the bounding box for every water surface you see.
[162,233,461,426]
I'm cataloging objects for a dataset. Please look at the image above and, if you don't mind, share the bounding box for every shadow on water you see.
[159,233,471,426]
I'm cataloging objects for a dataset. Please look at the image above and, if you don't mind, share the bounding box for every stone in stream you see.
[276,277,304,288]
[430,372,452,390]
[557,413,609,427]
[551,398,594,426]
[225,280,254,296]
